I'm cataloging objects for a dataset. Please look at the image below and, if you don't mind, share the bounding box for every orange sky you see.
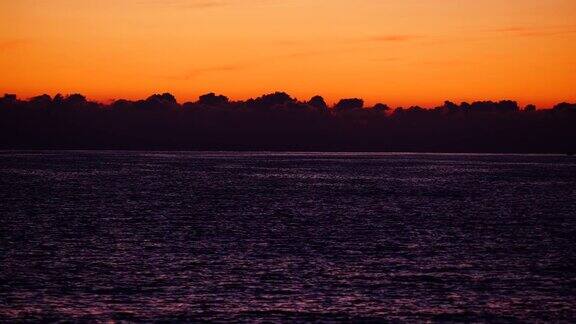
[1,0,575,107]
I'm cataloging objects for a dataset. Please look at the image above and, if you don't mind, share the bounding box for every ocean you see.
[1,151,575,321]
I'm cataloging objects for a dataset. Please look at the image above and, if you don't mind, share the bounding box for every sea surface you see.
[1,151,575,322]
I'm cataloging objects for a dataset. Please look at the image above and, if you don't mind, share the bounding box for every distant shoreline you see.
[0,149,571,156]
[2,93,575,155]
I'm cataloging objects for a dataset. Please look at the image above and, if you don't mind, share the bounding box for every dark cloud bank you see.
[1,92,575,153]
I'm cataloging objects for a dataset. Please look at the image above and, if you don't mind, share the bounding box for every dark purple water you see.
[1,151,575,322]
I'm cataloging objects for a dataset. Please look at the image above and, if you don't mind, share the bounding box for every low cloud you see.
[137,0,229,9]
[166,64,247,80]
[137,0,279,10]
[489,25,576,37]
[0,39,30,52]
[370,34,422,42]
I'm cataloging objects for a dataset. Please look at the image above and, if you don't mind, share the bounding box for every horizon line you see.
[3,92,574,110]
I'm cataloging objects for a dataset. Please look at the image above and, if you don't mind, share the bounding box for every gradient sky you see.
[1,0,575,107]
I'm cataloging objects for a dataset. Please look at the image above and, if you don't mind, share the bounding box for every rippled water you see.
[1,151,575,322]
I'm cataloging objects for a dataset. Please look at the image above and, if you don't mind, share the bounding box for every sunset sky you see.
[1,0,575,107]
